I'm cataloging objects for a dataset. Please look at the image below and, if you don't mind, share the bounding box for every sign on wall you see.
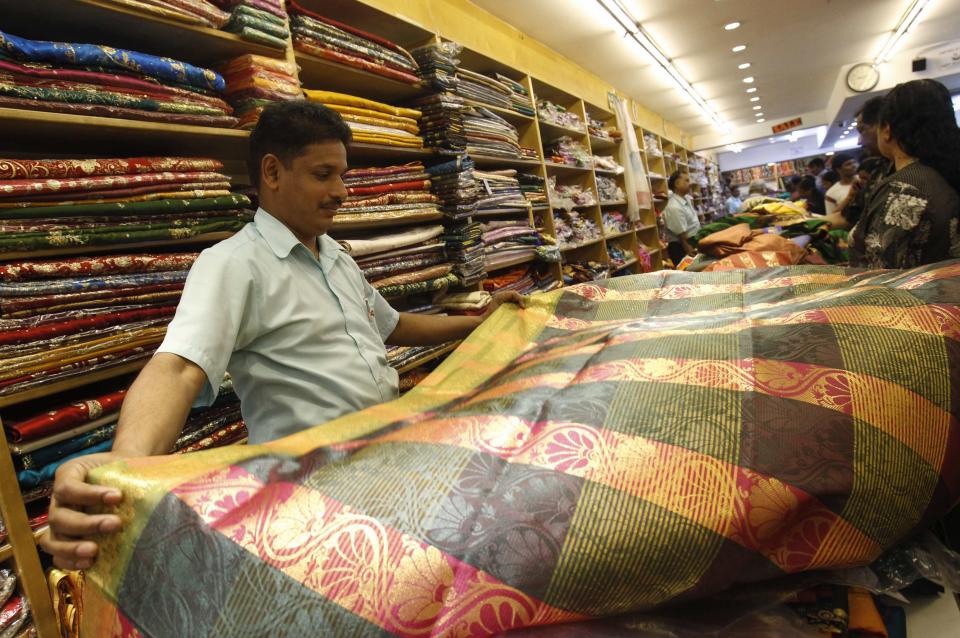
[771,118,803,134]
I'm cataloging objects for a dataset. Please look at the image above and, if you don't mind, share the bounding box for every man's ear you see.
[260,154,283,191]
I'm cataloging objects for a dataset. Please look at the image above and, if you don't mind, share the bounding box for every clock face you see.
[847,63,879,92]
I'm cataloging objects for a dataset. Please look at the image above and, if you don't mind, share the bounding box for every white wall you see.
[716,135,824,172]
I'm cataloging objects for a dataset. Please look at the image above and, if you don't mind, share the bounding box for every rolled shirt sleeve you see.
[156,250,257,406]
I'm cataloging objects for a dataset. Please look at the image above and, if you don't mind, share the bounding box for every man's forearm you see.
[111,353,207,457]
[386,312,480,346]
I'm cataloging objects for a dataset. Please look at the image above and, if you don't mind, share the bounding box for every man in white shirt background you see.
[42,100,523,570]
[662,170,701,265]
[824,152,859,216]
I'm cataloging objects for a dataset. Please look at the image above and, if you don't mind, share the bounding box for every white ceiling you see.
[472,0,960,144]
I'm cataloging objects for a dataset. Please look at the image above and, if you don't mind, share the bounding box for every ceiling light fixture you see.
[596,0,728,131]
[746,87,757,93]
[738,62,751,70]
[724,21,741,30]
[874,0,933,64]
[826,151,835,156]
[752,105,762,110]
[742,76,755,83]
[750,97,760,102]
[757,118,766,123]
[732,45,747,53]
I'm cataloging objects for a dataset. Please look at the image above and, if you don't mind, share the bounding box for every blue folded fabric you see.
[0,29,226,93]
[17,439,113,489]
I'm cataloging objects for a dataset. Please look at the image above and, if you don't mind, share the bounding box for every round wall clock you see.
[846,63,880,93]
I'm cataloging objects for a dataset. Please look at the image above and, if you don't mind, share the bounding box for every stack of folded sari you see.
[454,69,510,109]
[0,30,236,128]
[0,157,252,254]
[482,263,560,294]
[220,54,300,129]
[335,162,442,228]
[554,210,601,249]
[386,342,458,371]
[288,1,420,85]
[518,172,548,207]
[474,169,530,214]
[463,107,521,158]
[0,569,31,638]
[99,0,229,27]
[216,0,290,49]
[303,89,423,148]
[337,225,456,298]
[442,221,486,286]
[495,74,535,116]
[411,42,460,92]
[410,92,466,152]
[426,156,479,220]
[481,219,559,270]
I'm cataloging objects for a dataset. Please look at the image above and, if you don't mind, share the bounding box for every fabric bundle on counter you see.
[538,98,586,131]
[692,214,849,267]
[545,136,592,167]
[335,162,442,228]
[0,30,236,128]
[288,1,420,85]
[454,68,511,109]
[426,156,478,220]
[481,219,558,271]
[597,175,626,203]
[217,0,290,49]
[220,54,300,129]
[549,175,597,210]
[474,169,529,215]
[434,290,490,313]
[517,172,548,207]
[496,74,535,116]
[562,259,609,284]
[602,211,631,235]
[339,224,455,298]
[409,92,466,152]
[411,41,460,92]
[98,0,229,27]
[554,210,601,249]
[463,107,521,159]
[303,89,423,148]
[0,157,251,253]
[442,221,486,286]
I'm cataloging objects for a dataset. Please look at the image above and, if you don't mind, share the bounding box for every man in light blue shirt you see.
[662,170,701,265]
[44,100,522,570]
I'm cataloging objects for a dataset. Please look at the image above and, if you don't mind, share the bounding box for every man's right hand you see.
[41,452,126,570]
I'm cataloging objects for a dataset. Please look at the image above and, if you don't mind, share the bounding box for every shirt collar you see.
[254,208,345,267]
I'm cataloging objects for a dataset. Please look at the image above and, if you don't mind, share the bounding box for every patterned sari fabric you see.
[83,260,960,637]
[303,90,424,148]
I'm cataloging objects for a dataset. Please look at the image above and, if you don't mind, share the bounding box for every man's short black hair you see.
[806,157,825,170]
[247,100,353,188]
[668,169,687,191]
[831,151,857,170]
[855,95,885,126]
[821,170,839,184]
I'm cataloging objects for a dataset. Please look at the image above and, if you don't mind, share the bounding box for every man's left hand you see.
[481,290,526,320]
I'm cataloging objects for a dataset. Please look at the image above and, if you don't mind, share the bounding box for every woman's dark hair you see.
[247,100,353,188]
[879,79,960,192]
[798,175,825,214]
[668,170,687,191]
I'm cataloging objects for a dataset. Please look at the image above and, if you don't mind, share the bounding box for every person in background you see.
[829,96,891,228]
[849,79,960,268]
[787,175,803,201]
[824,151,858,215]
[724,187,742,216]
[663,170,701,264]
[806,157,826,190]
[820,170,839,194]
[796,175,826,215]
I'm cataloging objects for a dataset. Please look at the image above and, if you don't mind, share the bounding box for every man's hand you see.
[41,452,127,570]
[482,290,526,320]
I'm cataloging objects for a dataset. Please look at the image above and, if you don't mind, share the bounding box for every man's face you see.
[857,116,879,156]
[262,141,348,239]
[838,159,858,179]
[674,174,691,194]
[806,163,822,176]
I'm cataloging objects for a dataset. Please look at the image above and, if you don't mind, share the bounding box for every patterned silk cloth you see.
[83,261,960,637]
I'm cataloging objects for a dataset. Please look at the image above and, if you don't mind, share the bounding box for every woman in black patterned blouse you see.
[849,79,960,269]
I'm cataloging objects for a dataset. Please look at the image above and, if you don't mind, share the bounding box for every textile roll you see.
[5,389,126,443]
[82,260,960,636]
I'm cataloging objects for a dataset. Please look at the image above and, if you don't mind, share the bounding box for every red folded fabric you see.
[0,96,240,128]
[0,158,223,181]
[0,305,175,346]
[0,253,198,282]
[343,163,425,179]
[0,346,156,395]
[0,282,184,314]
[346,180,431,197]
[288,0,414,62]
[0,171,228,199]
[3,181,231,204]
[6,389,126,442]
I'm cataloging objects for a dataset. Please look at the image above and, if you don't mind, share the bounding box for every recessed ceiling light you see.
[738,62,751,70]
[756,113,764,117]
[746,87,757,93]
[724,21,741,30]
[742,76,755,83]
[752,105,762,110]
[732,45,747,53]
[826,151,835,156]
[750,97,760,102]
[769,138,775,143]
[757,118,766,123]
